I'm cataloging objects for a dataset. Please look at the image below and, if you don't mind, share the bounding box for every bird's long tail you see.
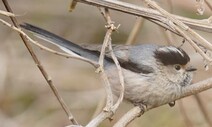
[20,23,101,62]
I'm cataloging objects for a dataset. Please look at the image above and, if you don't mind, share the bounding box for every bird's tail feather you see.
[20,23,100,62]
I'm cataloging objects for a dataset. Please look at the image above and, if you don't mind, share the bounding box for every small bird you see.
[20,23,196,109]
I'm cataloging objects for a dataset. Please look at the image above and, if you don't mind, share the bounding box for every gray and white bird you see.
[20,23,196,109]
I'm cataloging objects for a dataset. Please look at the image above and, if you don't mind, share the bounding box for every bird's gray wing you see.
[82,44,155,74]
[81,44,130,63]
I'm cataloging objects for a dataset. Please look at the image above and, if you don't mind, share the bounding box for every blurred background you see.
[0,0,212,127]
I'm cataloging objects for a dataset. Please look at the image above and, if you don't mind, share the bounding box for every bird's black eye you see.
[174,65,181,71]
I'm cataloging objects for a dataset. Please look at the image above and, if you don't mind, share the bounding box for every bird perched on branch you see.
[21,23,196,109]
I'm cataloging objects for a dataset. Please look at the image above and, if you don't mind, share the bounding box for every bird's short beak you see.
[186,66,197,72]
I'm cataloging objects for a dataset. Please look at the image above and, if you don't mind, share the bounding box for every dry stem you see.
[205,0,212,10]
[87,9,115,127]
[2,0,212,127]
[87,7,124,127]
[113,106,143,127]
[69,0,78,12]
[2,0,78,125]
[100,7,124,113]
[77,0,212,33]
[126,17,145,45]
[108,40,124,112]
[0,19,98,67]
[0,9,15,17]
[115,77,212,126]
[178,100,194,127]
[97,28,114,111]
[143,0,212,64]
[194,94,212,127]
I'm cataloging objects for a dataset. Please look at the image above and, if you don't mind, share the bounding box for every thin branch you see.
[143,0,212,64]
[86,8,117,127]
[76,0,212,33]
[159,0,173,45]
[113,106,143,127]
[91,97,106,119]
[97,27,114,110]
[205,0,212,11]
[158,1,193,125]
[0,9,15,17]
[115,77,212,126]
[87,7,125,127]
[194,94,212,127]
[126,17,145,45]
[100,7,124,113]
[69,0,78,12]
[108,40,124,112]
[99,68,114,111]
[1,0,78,125]
[0,19,98,67]
[178,100,194,127]
[86,111,112,127]
[76,0,212,63]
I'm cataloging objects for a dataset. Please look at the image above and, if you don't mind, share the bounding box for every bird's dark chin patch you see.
[180,74,192,87]
[154,46,190,66]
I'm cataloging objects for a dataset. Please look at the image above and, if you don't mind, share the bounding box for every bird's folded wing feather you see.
[21,23,154,74]
[81,44,131,63]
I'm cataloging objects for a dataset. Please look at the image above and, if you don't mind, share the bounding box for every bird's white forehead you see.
[158,46,184,57]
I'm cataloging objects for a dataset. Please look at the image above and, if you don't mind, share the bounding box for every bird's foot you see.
[133,102,147,117]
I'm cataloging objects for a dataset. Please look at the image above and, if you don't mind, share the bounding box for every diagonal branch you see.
[143,0,212,64]
[115,77,212,126]
[0,9,15,17]
[76,0,212,33]
[0,19,98,67]
[1,0,78,125]
[86,8,124,127]
[194,94,212,127]
[178,100,194,127]
[205,0,212,10]
[126,17,145,45]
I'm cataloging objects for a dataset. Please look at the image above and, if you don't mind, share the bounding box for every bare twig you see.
[100,7,124,113]
[0,19,98,67]
[158,0,173,45]
[159,1,193,125]
[194,94,212,127]
[108,40,124,112]
[91,97,106,119]
[1,0,78,125]
[87,7,125,127]
[178,100,194,127]
[193,0,212,114]
[114,77,212,126]
[97,24,114,111]
[126,17,145,45]
[113,106,143,127]
[86,111,112,127]
[86,8,117,127]
[205,0,212,11]
[99,69,114,111]
[0,10,15,17]
[69,0,78,12]
[76,0,212,33]
[143,0,212,64]
[3,0,212,127]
